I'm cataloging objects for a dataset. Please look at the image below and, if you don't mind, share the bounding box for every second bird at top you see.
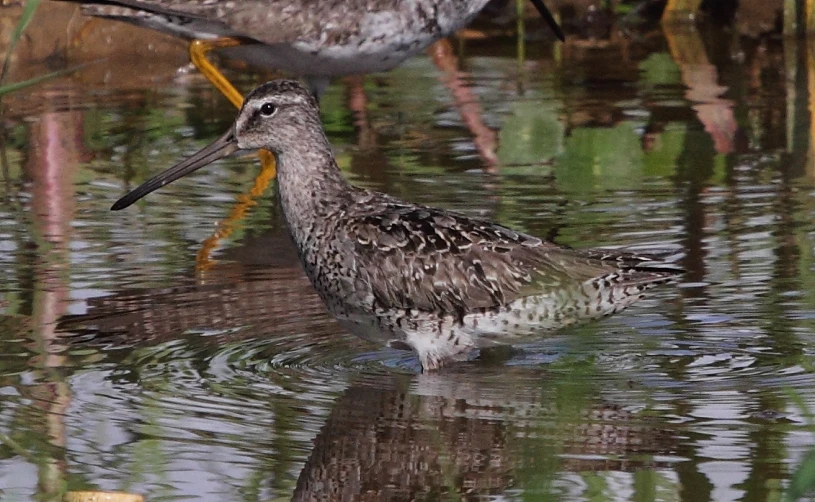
[61,0,564,94]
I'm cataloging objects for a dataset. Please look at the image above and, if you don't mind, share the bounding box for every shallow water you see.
[1,6,815,501]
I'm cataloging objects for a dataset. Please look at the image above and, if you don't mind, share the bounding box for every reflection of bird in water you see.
[59,0,564,97]
[57,265,343,347]
[292,373,676,500]
[111,79,682,371]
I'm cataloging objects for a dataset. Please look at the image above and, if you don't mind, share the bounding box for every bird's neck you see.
[275,137,350,252]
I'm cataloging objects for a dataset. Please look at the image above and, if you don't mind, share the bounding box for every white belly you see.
[221,33,434,77]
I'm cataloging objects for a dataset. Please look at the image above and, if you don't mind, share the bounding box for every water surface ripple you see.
[0,11,813,502]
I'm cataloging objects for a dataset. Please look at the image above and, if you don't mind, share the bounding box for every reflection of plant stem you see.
[0,431,36,462]
[662,0,702,21]
[808,0,815,34]
[783,390,815,501]
[783,0,797,36]
[787,389,815,430]
[516,0,526,69]
[807,40,815,179]
[0,129,10,193]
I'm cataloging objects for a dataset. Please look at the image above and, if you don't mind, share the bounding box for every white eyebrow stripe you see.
[285,94,308,105]
[251,94,308,110]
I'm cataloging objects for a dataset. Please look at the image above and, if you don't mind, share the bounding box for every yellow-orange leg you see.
[189,38,277,272]
[195,162,277,270]
[189,38,245,107]
[70,18,104,48]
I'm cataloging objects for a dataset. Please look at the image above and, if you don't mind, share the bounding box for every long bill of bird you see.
[111,128,240,211]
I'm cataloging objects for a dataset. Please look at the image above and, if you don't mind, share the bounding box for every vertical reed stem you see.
[807,0,815,34]
[662,0,703,22]
[516,0,526,66]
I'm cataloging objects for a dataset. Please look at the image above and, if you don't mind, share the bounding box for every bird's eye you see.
[260,103,277,116]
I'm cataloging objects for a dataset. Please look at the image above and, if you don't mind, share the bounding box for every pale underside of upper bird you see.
[111,79,682,371]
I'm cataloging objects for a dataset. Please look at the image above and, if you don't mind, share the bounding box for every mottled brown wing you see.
[70,0,211,20]
[213,0,399,45]
[75,0,397,46]
[344,205,635,314]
